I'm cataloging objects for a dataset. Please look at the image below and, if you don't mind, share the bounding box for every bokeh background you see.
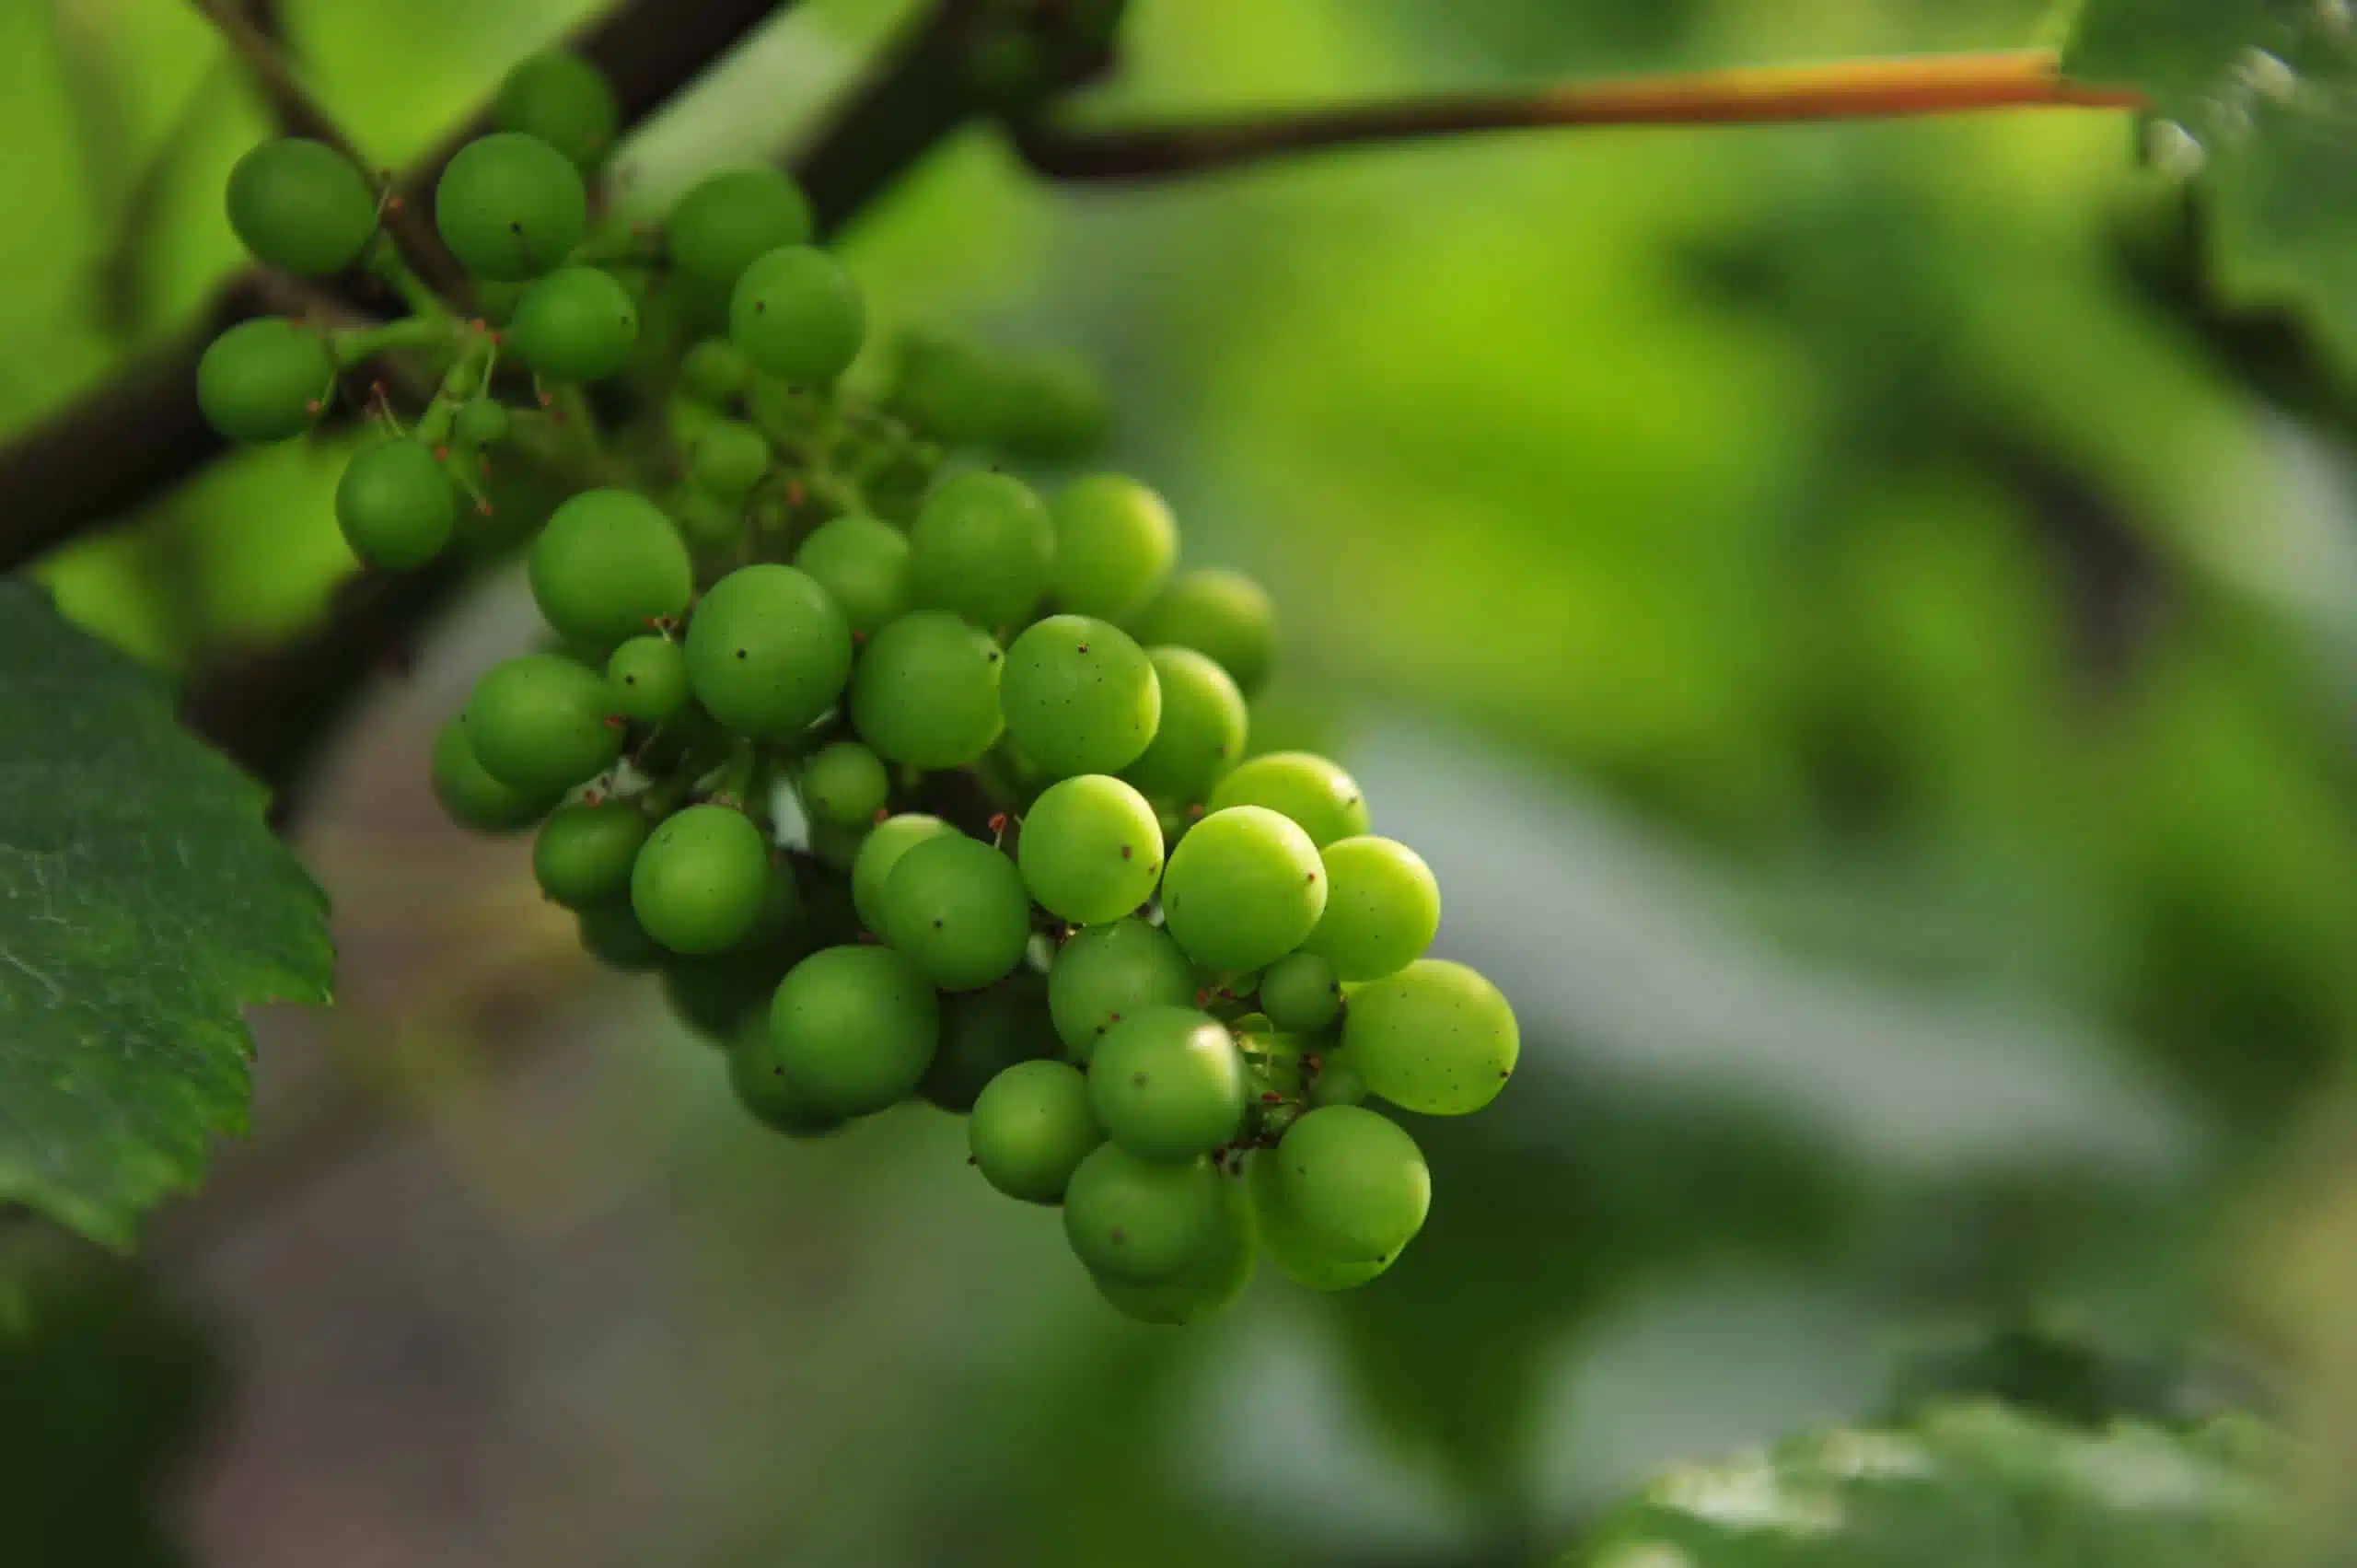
[7,0,2357,1564]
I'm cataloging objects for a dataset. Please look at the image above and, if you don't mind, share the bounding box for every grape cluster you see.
[198,50,1516,1325]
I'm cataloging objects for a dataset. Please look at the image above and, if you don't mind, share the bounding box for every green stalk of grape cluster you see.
[196,46,1516,1326]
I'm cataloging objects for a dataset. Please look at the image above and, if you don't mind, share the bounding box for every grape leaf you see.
[2065,0,2357,367]
[0,581,331,1247]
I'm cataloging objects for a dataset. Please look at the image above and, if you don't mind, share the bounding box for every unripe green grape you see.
[1062,1145,1226,1286]
[1000,615,1160,779]
[508,265,639,382]
[1246,1145,1380,1290]
[434,131,587,281]
[690,420,771,499]
[769,944,940,1119]
[1341,958,1517,1116]
[884,330,1004,445]
[225,137,378,274]
[629,805,772,956]
[730,245,864,385]
[664,945,801,1043]
[1088,1006,1247,1162]
[196,318,331,443]
[729,1016,846,1137]
[1046,918,1195,1062]
[335,437,454,569]
[604,634,688,724]
[667,168,814,303]
[992,349,1110,459]
[1050,474,1174,621]
[461,652,624,796]
[492,49,620,173]
[1122,646,1247,806]
[922,979,1056,1112]
[1207,750,1368,849]
[808,819,867,872]
[683,563,853,740]
[1306,1058,1365,1109]
[846,610,1004,768]
[528,488,692,646]
[851,813,956,935]
[1158,805,1327,973]
[879,833,1030,991]
[577,895,665,972]
[430,716,557,832]
[671,487,741,552]
[454,397,510,447]
[1260,1105,1428,1283]
[529,798,649,910]
[1260,950,1341,1034]
[1300,836,1440,981]
[793,515,911,636]
[800,740,888,829]
[1131,568,1275,694]
[1017,773,1163,925]
[909,470,1053,629]
[679,338,752,405]
[968,1060,1101,1202]
[1092,1171,1253,1325]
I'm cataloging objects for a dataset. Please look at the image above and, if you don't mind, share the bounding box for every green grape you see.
[225,138,378,274]
[1092,1170,1254,1325]
[528,488,692,646]
[884,330,1003,445]
[532,798,650,910]
[1300,835,1439,981]
[846,610,1004,768]
[663,945,800,1043]
[461,652,624,796]
[730,245,864,385]
[879,833,1030,991]
[509,265,639,382]
[690,420,771,499]
[908,470,1053,629]
[1207,750,1368,848]
[800,740,888,828]
[1260,950,1341,1034]
[196,318,331,443]
[999,615,1161,779]
[770,944,940,1119]
[577,895,666,972]
[728,1016,844,1136]
[1158,805,1327,973]
[1341,958,1517,1116]
[1050,474,1174,620]
[922,980,1056,1112]
[683,563,853,740]
[808,819,867,871]
[1306,1058,1365,1109]
[454,397,511,447]
[1246,1146,1382,1290]
[992,348,1110,459]
[666,168,815,304]
[793,515,911,636]
[434,131,587,281]
[679,338,752,405]
[604,634,689,724]
[335,437,454,569]
[671,487,741,551]
[1017,773,1163,925]
[1131,569,1275,694]
[430,716,557,832]
[969,1059,1102,1202]
[1260,1105,1428,1283]
[629,804,773,956]
[1046,918,1196,1062]
[1062,1145,1226,1286]
[1122,647,1247,806]
[850,813,957,935]
[492,49,620,173]
[1087,1005,1246,1162]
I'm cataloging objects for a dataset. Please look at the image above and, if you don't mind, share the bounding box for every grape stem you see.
[329,315,460,368]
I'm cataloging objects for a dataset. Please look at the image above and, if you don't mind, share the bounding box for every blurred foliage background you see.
[8,0,2357,1563]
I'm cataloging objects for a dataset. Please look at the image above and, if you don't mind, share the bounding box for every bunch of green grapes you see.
[199,48,1515,1327]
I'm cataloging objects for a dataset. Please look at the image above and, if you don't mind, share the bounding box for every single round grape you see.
[1246,1147,1383,1290]
[1092,1171,1254,1325]
[679,338,752,405]
[992,348,1111,459]
[335,437,454,569]
[509,265,639,382]
[690,420,771,499]
[1262,1105,1428,1280]
[1122,646,1247,806]
[801,740,888,829]
[1088,1005,1246,1162]
[879,833,1030,991]
[769,944,939,1119]
[434,131,587,281]
[492,49,620,173]
[683,563,853,740]
[1158,805,1328,973]
[1301,836,1440,982]
[1018,774,1163,925]
[921,980,1055,1112]
[530,799,649,910]
[728,1016,844,1136]
[430,716,556,832]
[454,397,510,447]
[1062,1145,1226,1285]
[969,1060,1101,1201]
[629,805,773,956]
[1341,958,1517,1116]
[196,318,331,443]
[846,610,1003,768]
[664,945,801,1043]
[528,488,692,647]
[793,515,911,636]
[604,634,689,723]
[225,137,378,274]
[908,470,1053,629]
[1260,950,1341,1034]
[729,245,863,385]
[850,813,957,935]
[1046,918,1195,1063]
[999,615,1161,779]
[1207,750,1368,849]
[578,895,666,971]
[884,330,1004,445]
[667,168,814,300]
[461,653,624,796]
[1051,474,1175,621]
[1131,569,1275,694]
[1306,1057,1366,1109]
